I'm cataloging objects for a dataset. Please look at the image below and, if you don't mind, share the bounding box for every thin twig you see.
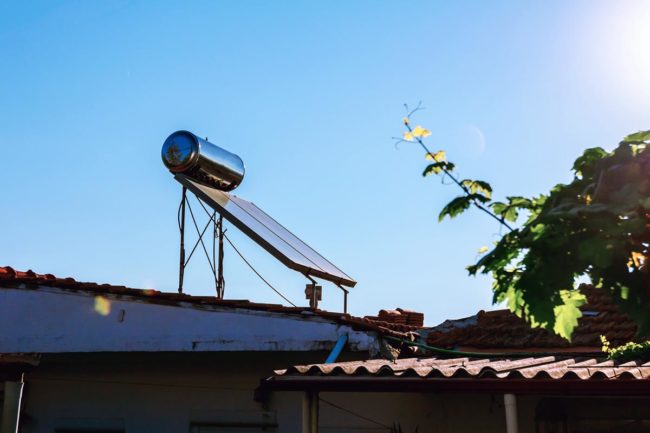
[403,116,513,231]
[405,101,425,118]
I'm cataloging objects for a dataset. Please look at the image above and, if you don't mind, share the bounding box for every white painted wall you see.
[0,287,377,353]
[19,353,524,433]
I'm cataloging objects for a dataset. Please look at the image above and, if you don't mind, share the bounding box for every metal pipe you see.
[310,393,319,433]
[178,187,187,294]
[302,391,319,433]
[504,393,518,433]
[336,284,349,314]
[325,334,348,364]
[1,376,25,433]
[216,215,225,299]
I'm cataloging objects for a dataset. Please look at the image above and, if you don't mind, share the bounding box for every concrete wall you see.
[14,353,536,433]
[0,287,377,353]
[20,353,308,433]
[18,353,523,433]
[19,354,650,433]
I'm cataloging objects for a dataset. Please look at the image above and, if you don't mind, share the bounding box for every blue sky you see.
[2,1,650,325]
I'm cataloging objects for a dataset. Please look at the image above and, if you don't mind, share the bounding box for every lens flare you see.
[94,296,111,316]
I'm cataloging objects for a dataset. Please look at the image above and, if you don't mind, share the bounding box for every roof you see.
[258,355,650,396]
[0,354,39,381]
[426,286,637,352]
[363,309,425,330]
[0,266,415,339]
[275,356,650,380]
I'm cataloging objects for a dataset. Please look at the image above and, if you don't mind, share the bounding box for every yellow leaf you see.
[403,131,414,141]
[412,125,431,138]
[402,117,410,125]
[425,150,446,162]
[478,246,489,254]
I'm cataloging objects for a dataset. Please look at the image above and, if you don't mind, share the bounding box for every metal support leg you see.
[216,215,225,299]
[337,284,349,314]
[302,391,319,433]
[504,394,518,433]
[178,187,187,294]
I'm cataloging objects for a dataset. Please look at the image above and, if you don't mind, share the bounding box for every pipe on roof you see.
[325,334,348,364]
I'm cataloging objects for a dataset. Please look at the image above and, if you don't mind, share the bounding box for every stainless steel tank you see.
[161,130,245,191]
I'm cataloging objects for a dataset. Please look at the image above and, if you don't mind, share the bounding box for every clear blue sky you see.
[2,1,650,325]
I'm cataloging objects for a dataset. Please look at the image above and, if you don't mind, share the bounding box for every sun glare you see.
[588,2,650,102]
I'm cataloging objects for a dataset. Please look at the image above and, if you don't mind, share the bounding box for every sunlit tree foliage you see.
[399,107,650,340]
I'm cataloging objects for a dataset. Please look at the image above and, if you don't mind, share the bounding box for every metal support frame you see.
[337,284,349,314]
[177,186,226,298]
[178,187,187,293]
[304,275,321,309]
[178,184,351,310]
[301,277,350,312]
[216,215,225,299]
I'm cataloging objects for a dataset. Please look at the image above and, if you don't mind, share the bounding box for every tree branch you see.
[403,117,513,231]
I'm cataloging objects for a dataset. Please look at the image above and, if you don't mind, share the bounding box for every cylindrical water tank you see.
[161,130,245,191]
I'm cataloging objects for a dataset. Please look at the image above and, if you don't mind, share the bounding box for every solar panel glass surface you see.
[176,175,356,287]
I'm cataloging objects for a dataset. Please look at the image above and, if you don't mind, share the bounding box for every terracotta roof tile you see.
[0,266,412,338]
[274,355,650,380]
[426,286,638,351]
[364,307,425,330]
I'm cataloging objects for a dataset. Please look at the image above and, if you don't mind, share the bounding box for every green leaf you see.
[504,285,525,315]
[622,130,650,144]
[491,202,507,214]
[529,223,546,240]
[438,196,472,221]
[504,207,518,222]
[507,196,534,209]
[553,289,586,341]
[490,197,533,223]
[461,179,492,199]
[577,237,615,268]
[422,161,455,176]
[603,339,650,362]
[572,147,608,177]
[473,180,492,199]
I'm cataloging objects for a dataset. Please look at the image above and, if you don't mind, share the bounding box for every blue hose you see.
[325,334,348,363]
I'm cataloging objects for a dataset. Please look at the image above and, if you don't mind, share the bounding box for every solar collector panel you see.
[176,175,356,288]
